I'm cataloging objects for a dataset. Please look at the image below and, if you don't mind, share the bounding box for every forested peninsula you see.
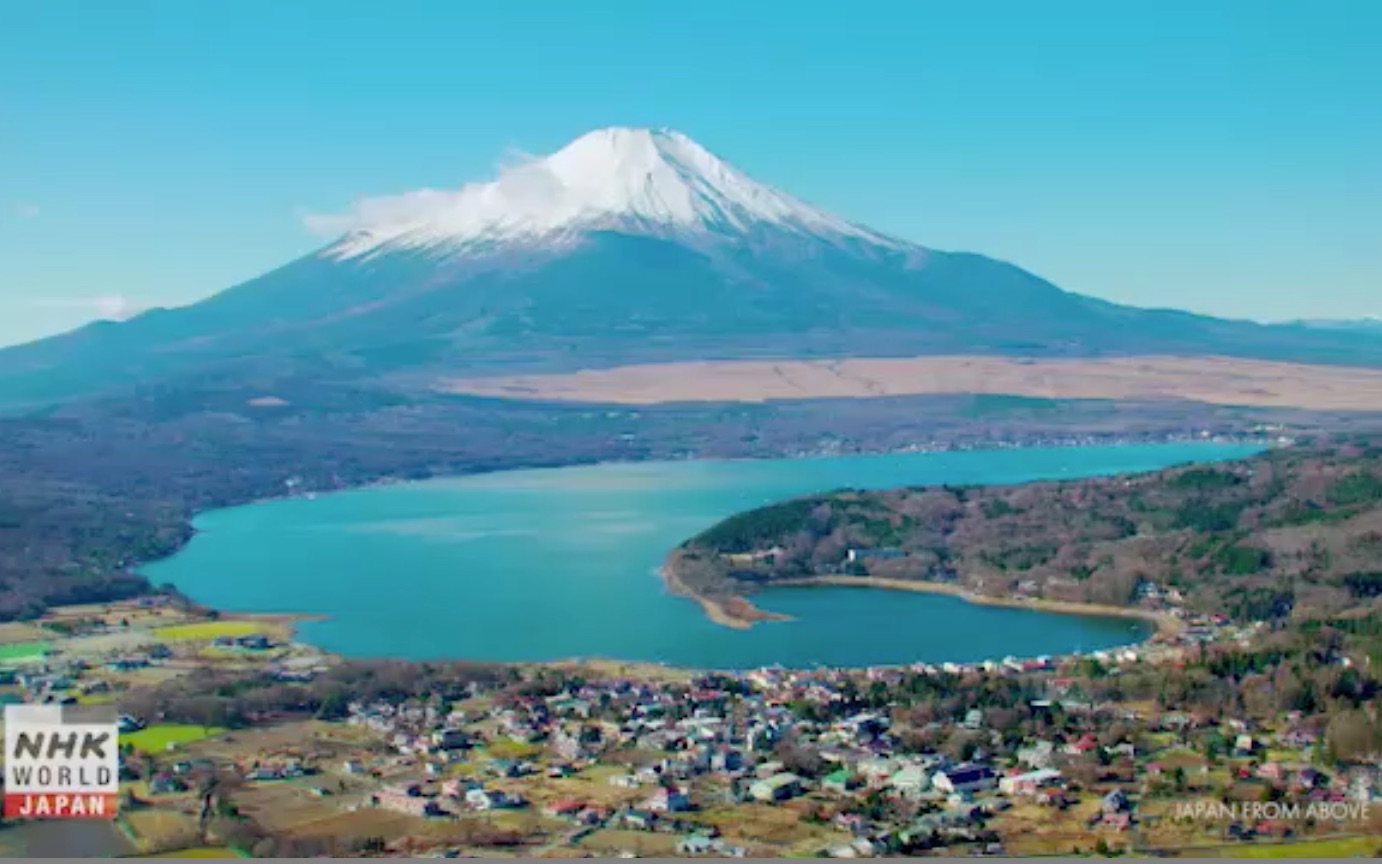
[666,439,1382,640]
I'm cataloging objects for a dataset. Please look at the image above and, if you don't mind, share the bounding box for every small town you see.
[0,588,1378,859]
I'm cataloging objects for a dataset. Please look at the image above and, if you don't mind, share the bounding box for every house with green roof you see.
[822,768,858,794]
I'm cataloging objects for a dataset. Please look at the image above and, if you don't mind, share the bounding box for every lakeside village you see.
[0,584,1379,859]
[696,428,1291,463]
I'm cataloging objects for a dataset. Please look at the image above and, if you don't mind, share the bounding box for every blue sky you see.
[2,0,1379,348]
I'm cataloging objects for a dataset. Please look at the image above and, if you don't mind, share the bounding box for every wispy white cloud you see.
[299,144,553,238]
[32,295,144,321]
[13,202,40,219]
[301,188,461,238]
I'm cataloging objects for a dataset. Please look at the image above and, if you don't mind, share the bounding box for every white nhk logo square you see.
[4,704,119,819]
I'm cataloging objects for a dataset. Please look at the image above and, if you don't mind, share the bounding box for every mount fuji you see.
[318,128,908,260]
[3,126,1380,408]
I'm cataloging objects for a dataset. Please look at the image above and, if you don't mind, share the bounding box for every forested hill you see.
[671,440,1382,625]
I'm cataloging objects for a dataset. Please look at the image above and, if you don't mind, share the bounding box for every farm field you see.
[179,719,370,763]
[0,622,50,644]
[990,799,1136,855]
[58,630,161,658]
[124,723,226,752]
[689,802,849,855]
[1203,835,1382,857]
[275,806,426,839]
[152,621,269,641]
[122,809,203,853]
[0,640,48,663]
[576,828,679,857]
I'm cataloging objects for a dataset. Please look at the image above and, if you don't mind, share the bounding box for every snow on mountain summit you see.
[320,127,906,260]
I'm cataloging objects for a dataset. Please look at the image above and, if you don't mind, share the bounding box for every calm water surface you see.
[144,442,1261,668]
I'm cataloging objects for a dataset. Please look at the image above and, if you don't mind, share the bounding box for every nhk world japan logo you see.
[3,704,119,819]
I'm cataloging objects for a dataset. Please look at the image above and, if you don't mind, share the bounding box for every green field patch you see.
[0,640,49,664]
[151,621,262,641]
[122,724,224,752]
[1208,835,1380,857]
[138,847,242,858]
[483,739,544,759]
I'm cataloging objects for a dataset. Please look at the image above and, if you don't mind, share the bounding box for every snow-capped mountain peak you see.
[321,127,905,260]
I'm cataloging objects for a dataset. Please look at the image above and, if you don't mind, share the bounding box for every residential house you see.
[1016,740,1055,769]
[1105,741,1136,759]
[1101,789,1130,814]
[465,788,508,811]
[647,785,691,813]
[634,765,663,785]
[711,747,745,773]
[1347,771,1377,802]
[107,657,149,671]
[724,547,784,567]
[237,634,271,650]
[749,772,803,803]
[834,813,868,835]
[828,836,881,858]
[857,756,900,785]
[888,765,930,799]
[1102,811,1133,831]
[822,769,858,794]
[1293,767,1327,791]
[550,728,585,761]
[623,809,658,830]
[999,768,1062,796]
[434,728,471,751]
[576,805,608,826]
[845,548,905,564]
[1281,728,1318,749]
[932,763,997,795]
[746,724,778,753]
[487,758,526,778]
[841,712,889,740]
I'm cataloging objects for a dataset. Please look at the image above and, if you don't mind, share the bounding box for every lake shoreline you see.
[203,567,1172,673]
[774,576,1180,637]
[661,566,1181,639]
[230,610,328,640]
[149,439,1257,667]
[660,565,789,630]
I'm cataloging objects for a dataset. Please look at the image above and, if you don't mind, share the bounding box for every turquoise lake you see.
[144,441,1262,669]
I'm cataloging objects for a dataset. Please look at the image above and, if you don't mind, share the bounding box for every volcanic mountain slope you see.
[3,127,1381,409]
[1298,318,1382,335]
